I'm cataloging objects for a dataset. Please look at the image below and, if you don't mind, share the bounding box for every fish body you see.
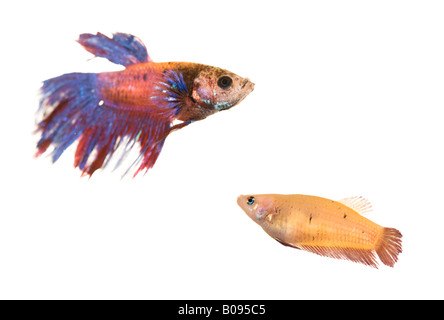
[95,62,252,122]
[36,33,254,176]
[237,194,402,268]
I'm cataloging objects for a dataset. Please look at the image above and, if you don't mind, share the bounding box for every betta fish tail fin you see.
[36,72,99,161]
[78,32,151,67]
[36,72,173,177]
[376,227,403,267]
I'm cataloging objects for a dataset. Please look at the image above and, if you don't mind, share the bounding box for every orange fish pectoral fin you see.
[298,245,380,268]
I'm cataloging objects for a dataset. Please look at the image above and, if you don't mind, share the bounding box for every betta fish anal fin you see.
[78,32,151,67]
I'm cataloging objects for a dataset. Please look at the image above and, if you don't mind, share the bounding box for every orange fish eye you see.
[217,76,232,89]
[247,196,255,205]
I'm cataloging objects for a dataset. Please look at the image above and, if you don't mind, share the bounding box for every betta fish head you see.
[174,65,254,121]
[192,67,254,111]
[237,194,276,224]
[169,63,253,122]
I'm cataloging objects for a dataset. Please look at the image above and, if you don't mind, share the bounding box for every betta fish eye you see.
[247,196,255,205]
[217,76,233,89]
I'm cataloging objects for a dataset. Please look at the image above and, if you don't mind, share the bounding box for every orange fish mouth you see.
[237,195,246,207]
[236,195,250,213]
[237,194,258,221]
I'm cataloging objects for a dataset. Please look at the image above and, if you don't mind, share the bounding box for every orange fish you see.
[237,194,402,268]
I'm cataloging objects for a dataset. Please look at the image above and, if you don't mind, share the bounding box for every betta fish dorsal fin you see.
[78,32,151,67]
[338,196,373,215]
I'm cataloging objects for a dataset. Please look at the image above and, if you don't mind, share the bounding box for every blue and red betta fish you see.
[36,32,254,176]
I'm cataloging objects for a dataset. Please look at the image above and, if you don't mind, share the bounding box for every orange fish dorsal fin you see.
[338,196,373,215]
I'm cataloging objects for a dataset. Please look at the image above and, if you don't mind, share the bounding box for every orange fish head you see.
[192,67,254,112]
[237,194,275,223]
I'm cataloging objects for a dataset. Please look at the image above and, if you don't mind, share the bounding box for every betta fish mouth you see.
[241,78,255,91]
[219,79,254,111]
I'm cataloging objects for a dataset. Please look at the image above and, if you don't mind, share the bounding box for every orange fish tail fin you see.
[376,227,402,267]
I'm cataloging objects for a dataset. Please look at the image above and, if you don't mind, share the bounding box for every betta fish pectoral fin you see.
[36,32,254,177]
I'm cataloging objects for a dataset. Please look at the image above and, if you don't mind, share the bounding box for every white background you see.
[1,0,443,299]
